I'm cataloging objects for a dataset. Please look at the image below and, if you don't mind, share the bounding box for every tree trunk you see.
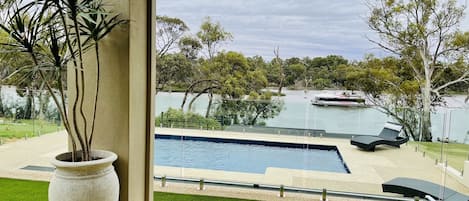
[250,112,261,125]
[421,85,433,141]
[181,89,191,111]
[0,87,4,117]
[205,90,213,118]
[23,89,33,119]
[278,77,284,96]
[181,79,215,111]
[420,48,433,142]
[38,91,49,121]
[188,86,218,112]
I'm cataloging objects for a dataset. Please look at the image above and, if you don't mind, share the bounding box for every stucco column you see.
[67,0,156,201]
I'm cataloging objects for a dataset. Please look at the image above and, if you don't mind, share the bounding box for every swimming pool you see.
[154,134,350,174]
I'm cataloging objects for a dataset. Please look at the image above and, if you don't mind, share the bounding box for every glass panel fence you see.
[154,90,469,200]
[404,108,469,201]
[0,86,63,145]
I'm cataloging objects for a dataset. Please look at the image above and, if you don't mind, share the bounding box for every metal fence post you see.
[199,179,204,190]
[321,188,327,201]
[279,185,284,197]
[161,176,166,187]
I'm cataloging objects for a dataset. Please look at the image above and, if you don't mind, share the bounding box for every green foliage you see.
[345,56,422,139]
[349,56,418,98]
[196,17,233,59]
[0,0,125,160]
[258,54,351,89]
[213,92,284,126]
[155,108,222,130]
[285,63,306,85]
[178,35,202,60]
[0,0,15,10]
[312,78,332,90]
[155,16,194,94]
[198,51,268,99]
[367,0,469,141]
[156,53,193,92]
[157,15,189,57]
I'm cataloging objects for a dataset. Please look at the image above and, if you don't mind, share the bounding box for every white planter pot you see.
[49,150,119,201]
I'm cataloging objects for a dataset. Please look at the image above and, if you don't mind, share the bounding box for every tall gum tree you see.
[156,16,189,57]
[367,0,469,141]
[196,17,233,60]
[180,17,233,116]
[155,16,193,95]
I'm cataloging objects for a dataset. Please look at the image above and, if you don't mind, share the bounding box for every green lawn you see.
[0,178,254,201]
[0,178,49,201]
[0,118,61,139]
[410,141,469,171]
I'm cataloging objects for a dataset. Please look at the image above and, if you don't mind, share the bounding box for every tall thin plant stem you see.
[69,1,91,161]
[30,52,80,161]
[53,0,83,161]
[89,43,101,146]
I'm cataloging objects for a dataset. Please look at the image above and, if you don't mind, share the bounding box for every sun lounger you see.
[350,122,408,151]
[382,177,469,201]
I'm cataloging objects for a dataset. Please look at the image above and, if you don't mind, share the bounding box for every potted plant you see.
[0,0,124,200]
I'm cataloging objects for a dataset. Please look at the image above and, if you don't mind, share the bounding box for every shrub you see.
[155,108,222,130]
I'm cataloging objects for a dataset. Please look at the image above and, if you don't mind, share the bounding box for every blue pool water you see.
[154,135,350,174]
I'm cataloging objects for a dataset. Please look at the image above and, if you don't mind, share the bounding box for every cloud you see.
[157,0,469,60]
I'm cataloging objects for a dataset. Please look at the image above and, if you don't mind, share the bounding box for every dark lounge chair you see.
[382,177,469,201]
[350,122,408,151]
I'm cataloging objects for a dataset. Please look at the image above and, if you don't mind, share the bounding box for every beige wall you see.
[67,0,156,200]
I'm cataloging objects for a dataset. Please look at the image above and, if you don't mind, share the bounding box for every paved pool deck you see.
[0,129,468,200]
[154,128,469,196]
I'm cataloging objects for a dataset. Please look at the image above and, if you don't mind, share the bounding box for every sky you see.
[157,0,469,60]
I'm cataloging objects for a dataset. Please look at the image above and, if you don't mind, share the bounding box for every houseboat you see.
[311,92,368,107]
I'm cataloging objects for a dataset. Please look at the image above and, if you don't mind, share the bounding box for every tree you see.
[213,92,284,126]
[298,55,350,90]
[155,108,222,130]
[0,31,33,117]
[346,56,421,139]
[242,92,284,125]
[180,51,268,117]
[155,53,193,94]
[367,0,469,141]
[178,35,202,60]
[247,56,268,76]
[180,17,233,117]
[196,17,233,59]
[155,16,195,94]
[285,63,306,86]
[272,47,286,95]
[156,16,189,57]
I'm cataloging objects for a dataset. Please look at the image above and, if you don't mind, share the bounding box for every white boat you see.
[311,92,367,107]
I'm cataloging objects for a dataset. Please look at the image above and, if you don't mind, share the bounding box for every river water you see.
[156,90,469,143]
